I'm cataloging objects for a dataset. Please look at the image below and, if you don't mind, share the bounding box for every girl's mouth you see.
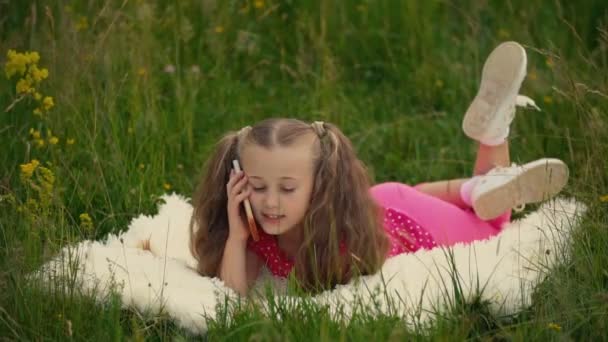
[263,213,285,224]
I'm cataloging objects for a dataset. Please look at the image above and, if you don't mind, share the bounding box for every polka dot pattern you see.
[247,230,293,278]
[247,207,438,278]
[384,207,437,256]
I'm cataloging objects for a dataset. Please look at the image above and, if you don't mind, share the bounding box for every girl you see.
[189,42,569,295]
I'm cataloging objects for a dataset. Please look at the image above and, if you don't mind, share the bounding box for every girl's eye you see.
[251,187,294,193]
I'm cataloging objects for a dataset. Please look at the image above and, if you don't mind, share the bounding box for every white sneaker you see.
[471,158,569,220]
[462,41,540,145]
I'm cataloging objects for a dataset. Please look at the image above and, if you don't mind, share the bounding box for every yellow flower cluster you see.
[4,50,54,116]
[29,128,65,148]
[20,159,40,181]
[79,213,93,232]
[547,322,562,332]
[75,16,89,31]
[5,50,40,78]
[18,159,55,212]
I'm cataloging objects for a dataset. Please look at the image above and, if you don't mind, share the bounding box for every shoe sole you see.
[463,42,527,142]
[473,159,569,220]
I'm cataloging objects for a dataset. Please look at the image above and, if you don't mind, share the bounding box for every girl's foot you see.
[471,158,569,220]
[462,41,540,146]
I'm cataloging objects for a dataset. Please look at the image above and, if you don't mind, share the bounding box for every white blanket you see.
[36,194,586,334]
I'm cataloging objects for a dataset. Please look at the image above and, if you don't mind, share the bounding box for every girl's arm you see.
[246,249,263,288]
[219,237,262,295]
[219,236,249,295]
[221,169,262,295]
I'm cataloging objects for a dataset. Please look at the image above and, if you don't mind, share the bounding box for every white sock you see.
[459,176,480,207]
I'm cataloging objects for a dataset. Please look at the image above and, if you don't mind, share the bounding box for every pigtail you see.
[296,122,390,291]
[190,132,239,277]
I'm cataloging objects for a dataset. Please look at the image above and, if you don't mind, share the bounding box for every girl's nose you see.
[263,191,280,209]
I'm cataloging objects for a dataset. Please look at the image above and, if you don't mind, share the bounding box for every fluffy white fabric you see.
[36,194,586,334]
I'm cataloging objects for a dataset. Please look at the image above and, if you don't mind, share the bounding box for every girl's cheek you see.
[248,193,261,209]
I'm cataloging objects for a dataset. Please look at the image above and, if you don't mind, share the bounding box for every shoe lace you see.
[498,95,539,137]
[513,203,526,212]
[515,95,540,111]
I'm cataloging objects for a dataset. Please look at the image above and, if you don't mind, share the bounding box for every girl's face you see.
[240,137,316,237]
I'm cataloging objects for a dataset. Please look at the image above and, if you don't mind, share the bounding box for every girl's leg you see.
[370,182,503,246]
[471,142,512,227]
[414,179,469,208]
[414,141,510,208]
[474,142,510,175]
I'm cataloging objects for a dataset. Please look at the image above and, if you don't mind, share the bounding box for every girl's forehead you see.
[241,143,315,180]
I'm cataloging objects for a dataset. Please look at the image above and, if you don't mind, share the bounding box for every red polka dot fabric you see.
[247,230,294,278]
[383,207,437,256]
[247,207,437,278]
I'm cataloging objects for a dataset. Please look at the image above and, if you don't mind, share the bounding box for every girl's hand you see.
[226,169,252,241]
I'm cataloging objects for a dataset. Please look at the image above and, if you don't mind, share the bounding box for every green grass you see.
[1,0,607,340]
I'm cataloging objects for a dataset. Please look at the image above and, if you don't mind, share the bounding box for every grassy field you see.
[1,0,607,340]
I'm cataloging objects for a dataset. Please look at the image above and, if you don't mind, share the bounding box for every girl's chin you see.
[259,219,290,235]
[260,224,288,235]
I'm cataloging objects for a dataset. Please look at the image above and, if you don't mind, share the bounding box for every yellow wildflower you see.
[5,50,24,77]
[498,28,510,39]
[35,139,45,148]
[137,67,147,77]
[214,26,224,34]
[42,96,54,110]
[20,159,40,180]
[29,128,41,139]
[547,322,562,332]
[25,51,40,64]
[599,194,608,202]
[79,213,93,232]
[34,92,42,100]
[29,64,49,82]
[138,163,145,170]
[254,0,264,9]
[75,16,89,31]
[435,79,444,88]
[163,183,172,190]
[16,78,32,94]
[49,136,59,145]
[33,108,43,116]
[67,138,75,145]
[5,50,28,78]
[543,96,553,104]
[38,166,55,199]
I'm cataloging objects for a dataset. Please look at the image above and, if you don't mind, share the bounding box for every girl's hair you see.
[190,118,389,291]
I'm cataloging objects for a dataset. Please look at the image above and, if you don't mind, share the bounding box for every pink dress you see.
[248,182,511,278]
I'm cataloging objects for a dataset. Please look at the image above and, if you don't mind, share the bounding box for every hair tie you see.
[237,125,252,141]
[311,121,326,137]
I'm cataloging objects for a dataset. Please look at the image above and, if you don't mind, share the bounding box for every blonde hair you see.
[190,118,389,291]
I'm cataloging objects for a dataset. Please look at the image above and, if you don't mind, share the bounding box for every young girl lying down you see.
[189,42,569,295]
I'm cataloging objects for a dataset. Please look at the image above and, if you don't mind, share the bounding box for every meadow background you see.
[1,0,607,340]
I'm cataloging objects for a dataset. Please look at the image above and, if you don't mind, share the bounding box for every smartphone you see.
[232,160,260,241]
